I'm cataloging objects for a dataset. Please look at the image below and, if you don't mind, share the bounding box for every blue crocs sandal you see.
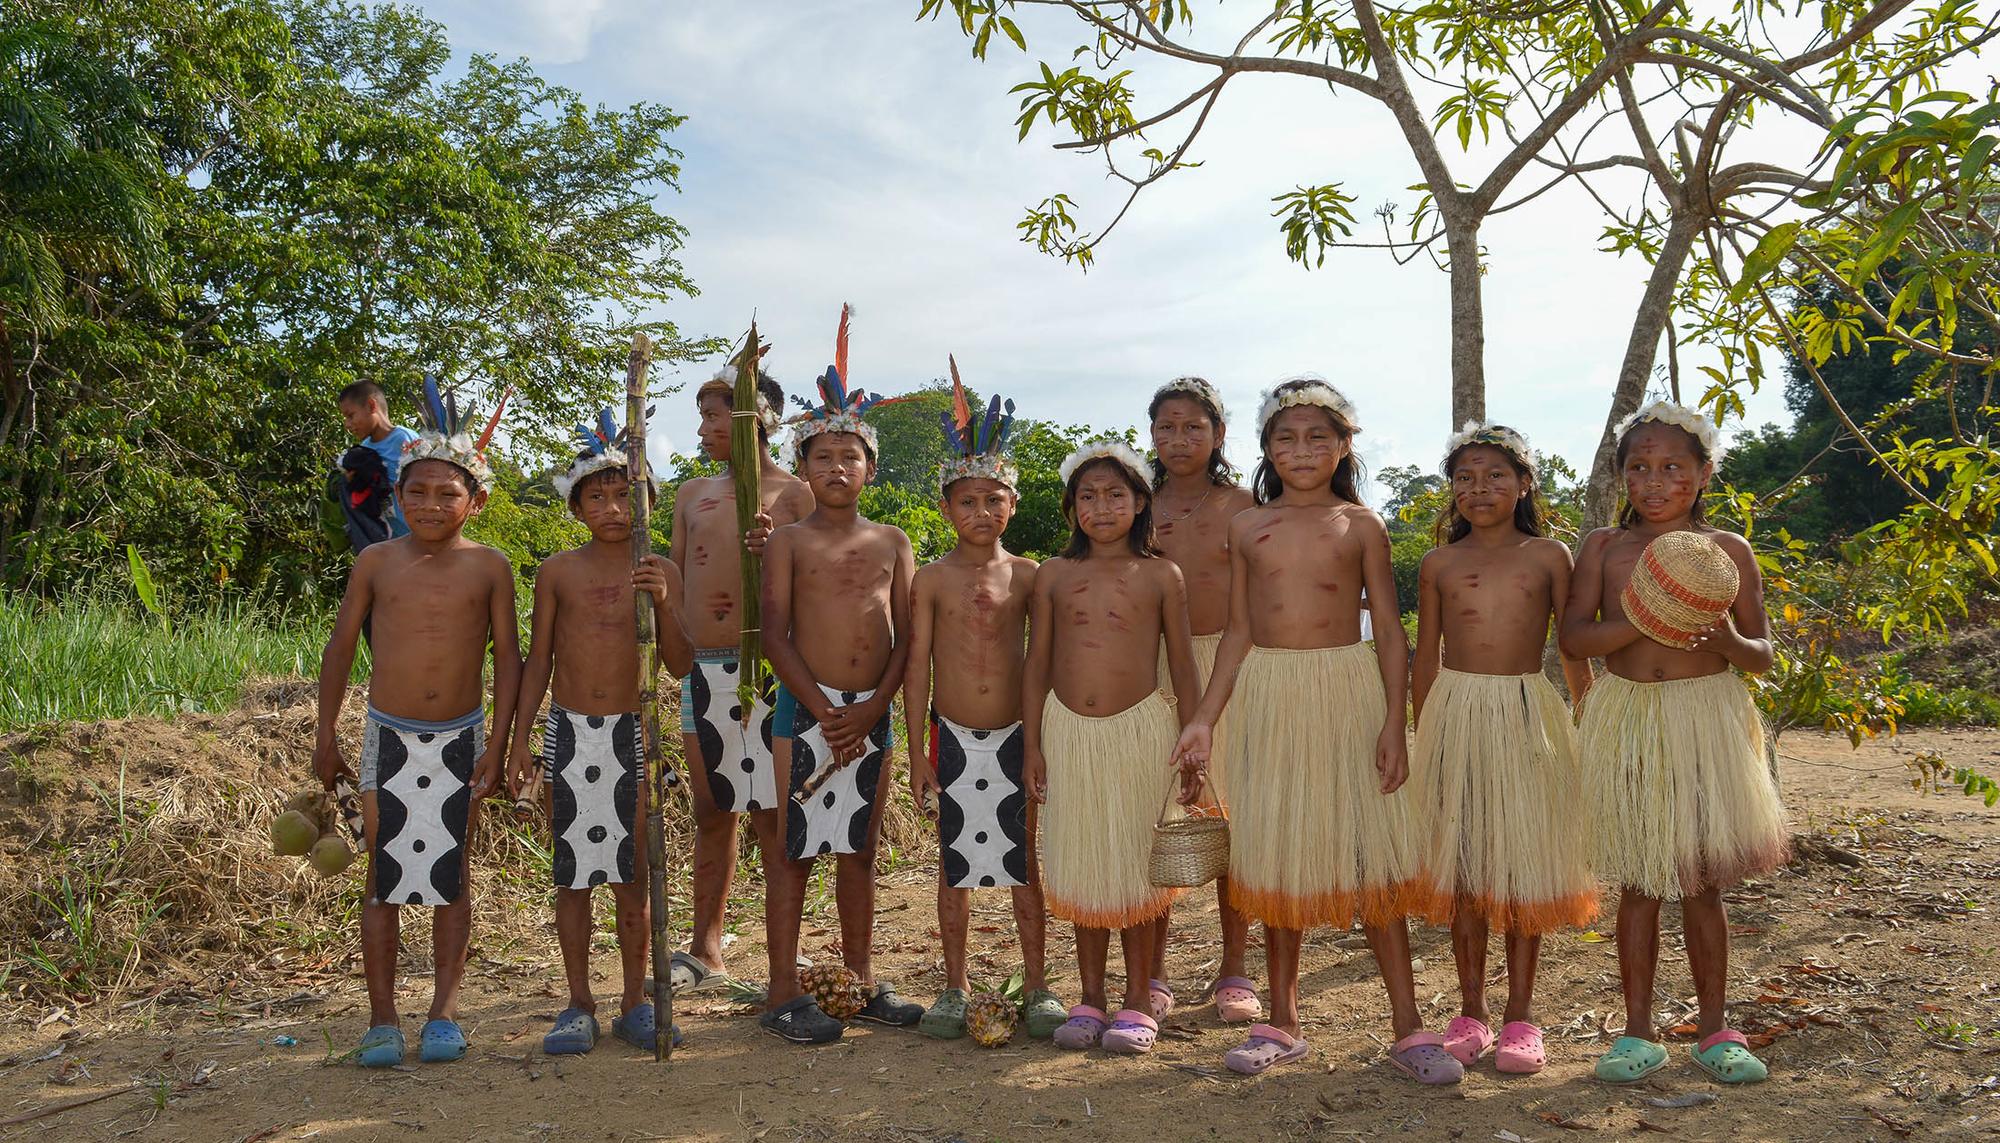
[418,1018,468,1063]
[356,1024,405,1068]
[542,1007,599,1055]
[1594,1035,1668,1083]
[1691,1029,1768,1084]
[613,1002,685,1050]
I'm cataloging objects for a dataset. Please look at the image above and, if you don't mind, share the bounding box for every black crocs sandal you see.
[759,994,844,1044]
[853,982,923,1027]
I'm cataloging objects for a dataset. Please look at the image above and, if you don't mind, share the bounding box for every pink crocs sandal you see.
[1443,1015,1495,1067]
[1495,1021,1546,1074]
[1053,1004,1107,1051]
[1388,1031,1466,1085]
[1101,1008,1158,1054]
[1148,979,1175,1020]
[1212,976,1262,1024]
[1223,1024,1310,1074]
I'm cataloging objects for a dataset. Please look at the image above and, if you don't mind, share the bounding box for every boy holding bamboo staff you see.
[667,366,816,995]
[508,410,695,1053]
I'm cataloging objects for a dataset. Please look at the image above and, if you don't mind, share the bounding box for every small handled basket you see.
[1148,772,1230,888]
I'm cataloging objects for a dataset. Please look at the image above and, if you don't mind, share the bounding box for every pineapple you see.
[965,991,1018,1048]
[800,964,866,1021]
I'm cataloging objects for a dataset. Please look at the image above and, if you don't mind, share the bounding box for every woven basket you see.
[1149,777,1229,888]
[1621,530,1740,649]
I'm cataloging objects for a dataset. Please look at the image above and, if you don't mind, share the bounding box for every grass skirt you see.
[1580,671,1789,900]
[1159,632,1230,804]
[1225,643,1427,929]
[1040,690,1180,929]
[1410,669,1598,933]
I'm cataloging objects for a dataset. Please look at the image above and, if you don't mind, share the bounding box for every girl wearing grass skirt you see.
[1146,377,1259,1024]
[1560,401,1787,1086]
[1174,378,1451,1082]
[1409,423,1598,1076]
[1024,439,1204,1056]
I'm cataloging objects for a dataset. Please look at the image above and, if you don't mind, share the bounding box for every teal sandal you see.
[1022,989,1068,1039]
[356,1024,405,1068]
[418,1018,468,1063]
[1593,1035,1668,1083]
[1691,1029,1768,1084]
[920,988,968,1040]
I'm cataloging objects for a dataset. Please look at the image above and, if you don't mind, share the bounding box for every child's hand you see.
[472,745,503,800]
[822,704,877,757]
[1687,613,1745,658]
[505,744,539,800]
[313,740,353,791]
[744,512,775,556]
[1171,723,1212,774]
[1023,747,1047,805]
[632,554,675,608]
[909,760,941,822]
[1375,727,1409,795]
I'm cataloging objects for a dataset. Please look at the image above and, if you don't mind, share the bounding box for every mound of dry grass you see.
[0,679,937,1021]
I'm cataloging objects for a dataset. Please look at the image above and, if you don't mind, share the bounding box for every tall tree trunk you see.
[1582,212,1703,532]
[1445,221,1487,427]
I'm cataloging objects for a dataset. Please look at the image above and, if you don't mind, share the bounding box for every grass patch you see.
[0,591,361,732]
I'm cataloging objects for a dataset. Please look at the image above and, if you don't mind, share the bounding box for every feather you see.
[994,399,1016,452]
[834,303,852,401]
[979,395,1001,455]
[475,387,512,453]
[596,407,618,447]
[818,368,836,412]
[573,424,599,455]
[937,410,962,452]
[446,389,461,436]
[421,374,446,433]
[948,355,974,445]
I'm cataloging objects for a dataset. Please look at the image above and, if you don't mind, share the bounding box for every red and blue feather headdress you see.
[936,355,1018,495]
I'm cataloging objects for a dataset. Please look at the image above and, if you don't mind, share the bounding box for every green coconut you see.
[270,810,318,857]
[307,834,354,876]
[285,789,327,828]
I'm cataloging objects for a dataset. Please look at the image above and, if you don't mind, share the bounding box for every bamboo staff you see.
[730,323,768,721]
[624,333,674,1062]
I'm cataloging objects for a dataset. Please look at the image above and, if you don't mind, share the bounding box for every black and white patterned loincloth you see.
[932,713,1029,889]
[784,684,892,860]
[544,704,641,890]
[363,707,484,907]
[681,651,778,812]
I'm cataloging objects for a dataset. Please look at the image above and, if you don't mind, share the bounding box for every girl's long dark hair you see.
[1613,421,1711,528]
[1433,436,1547,544]
[1061,457,1160,559]
[1252,382,1365,506]
[1147,382,1239,489]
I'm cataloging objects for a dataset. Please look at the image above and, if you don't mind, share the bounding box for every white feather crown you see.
[1443,420,1535,475]
[1614,400,1727,466]
[1058,438,1150,489]
[1257,376,1358,435]
[1151,376,1229,425]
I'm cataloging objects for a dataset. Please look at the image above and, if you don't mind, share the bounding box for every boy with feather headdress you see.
[901,360,1069,1041]
[507,409,695,1055]
[314,376,522,1069]
[758,304,923,1043]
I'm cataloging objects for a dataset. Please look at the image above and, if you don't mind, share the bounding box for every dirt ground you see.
[3,697,1999,1142]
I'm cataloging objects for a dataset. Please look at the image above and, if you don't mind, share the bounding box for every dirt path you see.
[4,725,1999,1142]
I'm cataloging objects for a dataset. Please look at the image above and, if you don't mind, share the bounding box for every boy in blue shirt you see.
[338,380,419,539]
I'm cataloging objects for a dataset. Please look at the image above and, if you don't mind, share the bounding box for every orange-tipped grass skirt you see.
[1580,670,1789,901]
[1411,668,1599,934]
[1159,632,1230,803]
[1040,689,1181,929]
[1225,643,1431,930]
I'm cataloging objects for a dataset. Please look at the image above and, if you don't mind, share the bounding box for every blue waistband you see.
[694,647,739,664]
[367,705,485,734]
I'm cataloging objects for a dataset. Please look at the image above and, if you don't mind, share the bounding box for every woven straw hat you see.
[1621,531,1740,648]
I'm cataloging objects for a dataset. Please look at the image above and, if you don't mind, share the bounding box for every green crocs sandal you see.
[1594,1035,1668,1083]
[1022,989,1067,1040]
[1691,1029,1768,1084]
[920,988,968,1040]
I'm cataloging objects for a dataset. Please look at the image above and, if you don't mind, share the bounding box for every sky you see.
[414,0,1892,488]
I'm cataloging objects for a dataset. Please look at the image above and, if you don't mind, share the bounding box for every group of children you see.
[314,313,1790,1089]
